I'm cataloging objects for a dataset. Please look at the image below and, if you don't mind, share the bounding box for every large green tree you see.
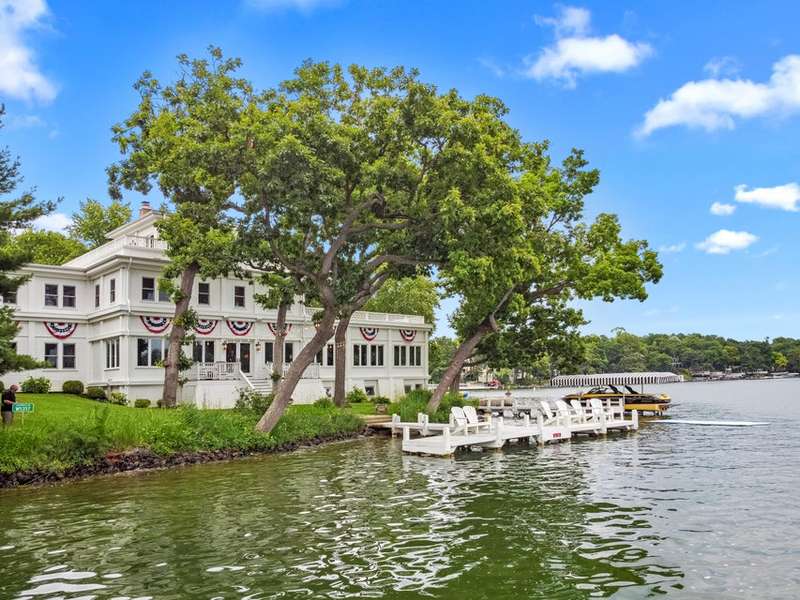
[363,276,439,324]
[108,48,251,407]
[428,148,662,411]
[13,229,86,265]
[0,106,55,374]
[68,198,131,248]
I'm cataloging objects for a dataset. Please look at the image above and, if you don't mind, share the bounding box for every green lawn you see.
[0,393,364,475]
[345,401,377,415]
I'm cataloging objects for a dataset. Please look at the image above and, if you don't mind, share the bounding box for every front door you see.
[239,343,251,373]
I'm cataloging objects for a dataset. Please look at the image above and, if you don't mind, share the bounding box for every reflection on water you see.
[1,380,799,598]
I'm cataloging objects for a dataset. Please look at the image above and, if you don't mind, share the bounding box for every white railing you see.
[303,306,425,325]
[189,361,240,381]
[123,235,168,250]
[264,362,320,379]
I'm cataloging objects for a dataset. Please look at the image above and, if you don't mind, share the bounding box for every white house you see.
[1,204,431,407]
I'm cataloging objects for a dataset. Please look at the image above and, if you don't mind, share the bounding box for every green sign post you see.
[13,403,34,413]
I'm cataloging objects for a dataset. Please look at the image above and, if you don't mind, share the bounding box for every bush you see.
[109,392,127,406]
[85,386,107,400]
[62,380,84,395]
[387,390,474,423]
[133,398,151,409]
[372,395,390,405]
[345,388,369,404]
[313,397,335,410]
[235,389,273,414]
[21,377,51,394]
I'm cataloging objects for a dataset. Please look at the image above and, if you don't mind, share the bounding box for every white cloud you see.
[244,0,339,12]
[7,113,44,128]
[526,5,652,87]
[638,55,800,136]
[478,57,507,78]
[734,182,800,212]
[696,229,758,255]
[710,201,736,216]
[0,0,56,102]
[658,242,686,253]
[32,212,69,233]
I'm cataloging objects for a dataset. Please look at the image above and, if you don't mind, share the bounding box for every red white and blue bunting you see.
[267,322,293,336]
[399,329,417,343]
[44,322,77,339]
[193,319,218,335]
[226,320,253,336]
[140,315,171,333]
[360,327,379,342]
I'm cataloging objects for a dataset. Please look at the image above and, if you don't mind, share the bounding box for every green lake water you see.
[1,379,798,599]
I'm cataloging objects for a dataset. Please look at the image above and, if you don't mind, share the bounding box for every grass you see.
[345,401,377,415]
[0,393,365,475]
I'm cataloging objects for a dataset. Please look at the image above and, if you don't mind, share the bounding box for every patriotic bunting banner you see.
[267,322,293,336]
[360,327,379,342]
[44,322,78,339]
[399,329,417,342]
[140,315,171,333]
[227,320,253,336]
[193,319,218,335]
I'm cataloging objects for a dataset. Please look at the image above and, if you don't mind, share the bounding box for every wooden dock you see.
[384,408,638,457]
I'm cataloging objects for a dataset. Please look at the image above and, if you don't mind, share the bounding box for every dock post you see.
[419,413,429,436]
[403,425,410,443]
[537,413,545,446]
[443,425,451,455]
[494,416,504,450]
[600,409,607,435]
[632,409,639,431]
[391,413,400,437]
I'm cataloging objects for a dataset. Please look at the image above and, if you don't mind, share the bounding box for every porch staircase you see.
[248,378,274,395]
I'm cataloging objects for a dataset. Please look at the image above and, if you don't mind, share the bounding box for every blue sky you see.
[2,0,800,340]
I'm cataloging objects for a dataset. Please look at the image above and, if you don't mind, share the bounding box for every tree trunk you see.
[333,314,352,407]
[162,262,199,407]
[449,369,461,394]
[272,300,289,381]
[426,322,492,413]
[256,310,336,433]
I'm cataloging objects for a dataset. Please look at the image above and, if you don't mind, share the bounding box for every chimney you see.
[139,201,152,218]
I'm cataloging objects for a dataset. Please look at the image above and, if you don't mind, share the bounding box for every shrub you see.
[345,388,369,404]
[313,397,334,410]
[387,390,474,423]
[109,392,128,406]
[235,389,273,414]
[85,386,107,401]
[62,380,84,395]
[134,398,151,409]
[372,395,390,405]
[21,376,51,394]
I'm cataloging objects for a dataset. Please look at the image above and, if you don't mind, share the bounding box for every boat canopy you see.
[550,372,682,388]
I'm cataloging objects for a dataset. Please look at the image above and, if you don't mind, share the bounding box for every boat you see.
[551,372,682,415]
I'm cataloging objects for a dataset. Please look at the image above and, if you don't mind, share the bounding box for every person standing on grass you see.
[1,384,18,427]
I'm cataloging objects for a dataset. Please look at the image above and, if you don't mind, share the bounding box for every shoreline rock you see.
[0,428,378,490]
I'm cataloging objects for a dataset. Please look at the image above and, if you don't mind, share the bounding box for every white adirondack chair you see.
[451,406,486,435]
[463,405,493,432]
[569,399,592,422]
[538,400,561,426]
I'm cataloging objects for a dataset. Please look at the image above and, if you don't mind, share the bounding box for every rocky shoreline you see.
[0,428,377,489]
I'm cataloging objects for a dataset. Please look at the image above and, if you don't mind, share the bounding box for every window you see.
[142,277,156,301]
[137,338,164,366]
[3,291,16,304]
[62,285,76,308]
[264,341,274,363]
[326,343,334,366]
[234,286,245,308]
[314,344,335,365]
[394,345,407,367]
[364,385,376,397]
[105,338,119,369]
[370,345,384,367]
[353,344,365,366]
[285,342,294,363]
[110,279,116,303]
[45,284,58,306]
[62,343,76,369]
[193,340,214,363]
[158,283,170,302]
[95,284,100,308]
[44,343,58,368]
[198,282,210,305]
[409,346,422,367]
